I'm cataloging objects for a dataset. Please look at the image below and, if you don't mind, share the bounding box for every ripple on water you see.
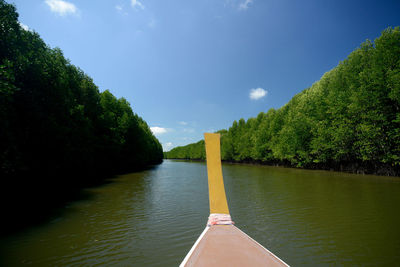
[1,161,399,266]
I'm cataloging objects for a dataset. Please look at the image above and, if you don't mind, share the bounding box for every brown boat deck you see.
[181,133,289,266]
[182,225,288,267]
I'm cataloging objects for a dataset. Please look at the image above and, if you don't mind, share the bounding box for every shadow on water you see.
[1,160,399,266]
[0,164,160,238]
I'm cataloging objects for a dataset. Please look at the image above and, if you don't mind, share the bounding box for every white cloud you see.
[150,126,168,135]
[178,121,188,126]
[249,88,267,100]
[239,0,253,10]
[19,22,29,31]
[131,0,145,10]
[45,0,78,16]
[163,142,173,151]
[115,5,123,11]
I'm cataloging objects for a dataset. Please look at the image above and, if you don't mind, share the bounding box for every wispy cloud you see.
[249,88,267,100]
[183,128,195,133]
[45,0,78,16]
[131,0,145,10]
[19,22,29,31]
[148,17,156,28]
[150,126,168,135]
[204,128,216,133]
[239,0,253,10]
[163,142,173,151]
[115,4,128,15]
[178,121,188,126]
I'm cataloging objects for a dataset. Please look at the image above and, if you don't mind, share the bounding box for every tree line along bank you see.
[0,0,163,230]
[165,27,400,177]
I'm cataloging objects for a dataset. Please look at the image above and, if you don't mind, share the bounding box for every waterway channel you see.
[1,160,399,266]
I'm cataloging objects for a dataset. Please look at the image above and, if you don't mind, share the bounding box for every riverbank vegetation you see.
[0,0,163,231]
[165,27,400,176]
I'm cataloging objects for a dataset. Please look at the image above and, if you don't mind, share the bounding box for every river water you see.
[1,160,399,266]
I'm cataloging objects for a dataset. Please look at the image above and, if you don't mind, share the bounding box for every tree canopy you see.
[165,27,400,176]
[0,0,163,181]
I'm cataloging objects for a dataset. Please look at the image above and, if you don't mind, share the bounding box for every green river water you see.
[1,160,399,266]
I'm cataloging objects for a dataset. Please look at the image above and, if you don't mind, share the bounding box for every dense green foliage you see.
[166,27,400,175]
[0,1,163,181]
[165,140,206,160]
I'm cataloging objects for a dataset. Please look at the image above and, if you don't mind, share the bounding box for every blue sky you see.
[12,0,400,151]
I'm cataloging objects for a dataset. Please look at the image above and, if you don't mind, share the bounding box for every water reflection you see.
[1,160,399,266]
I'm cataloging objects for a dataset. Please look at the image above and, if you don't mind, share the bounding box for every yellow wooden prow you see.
[204,133,230,215]
[180,133,289,267]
